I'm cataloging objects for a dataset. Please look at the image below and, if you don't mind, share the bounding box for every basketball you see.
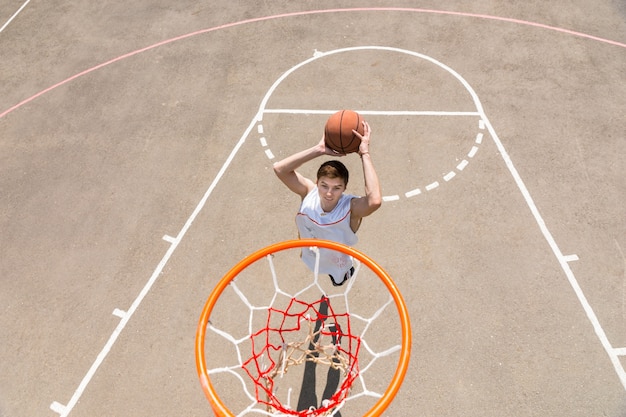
[324,110,364,154]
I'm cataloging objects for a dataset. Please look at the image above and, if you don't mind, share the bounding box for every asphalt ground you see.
[1,2,625,416]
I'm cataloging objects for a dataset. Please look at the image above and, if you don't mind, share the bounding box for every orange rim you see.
[195,239,411,417]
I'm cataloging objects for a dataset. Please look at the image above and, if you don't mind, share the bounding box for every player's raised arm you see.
[273,137,339,199]
[350,121,382,219]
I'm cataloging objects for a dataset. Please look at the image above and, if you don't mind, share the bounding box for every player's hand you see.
[317,135,346,156]
[353,121,371,156]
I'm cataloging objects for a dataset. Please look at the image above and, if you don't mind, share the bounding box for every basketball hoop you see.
[195,239,411,416]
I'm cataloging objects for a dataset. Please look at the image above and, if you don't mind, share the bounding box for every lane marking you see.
[162,235,176,243]
[263,109,480,116]
[112,309,126,318]
[483,114,626,391]
[49,113,262,417]
[49,402,65,414]
[0,0,31,33]
[563,254,579,262]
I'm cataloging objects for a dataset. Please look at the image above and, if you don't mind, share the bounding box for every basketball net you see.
[196,239,411,417]
[243,295,359,415]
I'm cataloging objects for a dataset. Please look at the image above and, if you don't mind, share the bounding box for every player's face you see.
[317,176,346,212]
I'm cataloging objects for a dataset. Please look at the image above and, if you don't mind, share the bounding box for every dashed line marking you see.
[563,254,580,262]
[426,181,440,191]
[405,188,422,198]
[162,235,176,244]
[259,115,485,200]
[383,195,400,202]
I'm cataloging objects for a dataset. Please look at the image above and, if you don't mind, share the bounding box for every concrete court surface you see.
[1,1,625,416]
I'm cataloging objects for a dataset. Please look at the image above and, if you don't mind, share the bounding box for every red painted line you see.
[2,7,624,119]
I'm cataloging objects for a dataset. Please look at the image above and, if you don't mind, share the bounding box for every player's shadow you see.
[296,297,342,417]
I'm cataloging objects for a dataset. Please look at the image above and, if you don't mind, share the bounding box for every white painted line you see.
[257,124,264,134]
[50,401,65,414]
[53,108,263,417]
[425,182,439,191]
[162,235,176,243]
[443,171,456,181]
[614,347,626,356]
[265,149,274,159]
[263,109,481,117]
[457,160,469,171]
[405,188,422,198]
[112,309,126,318]
[563,254,579,262]
[468,146,479,158]
[484,112,626,391]
[383,195,400,202]
[479,119,485,129]
[475,133,483,144]
[0,0,31,33]
[256,47,492,201]
[259,137,267,147]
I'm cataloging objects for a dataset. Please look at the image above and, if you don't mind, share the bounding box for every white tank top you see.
[295,188,358,278]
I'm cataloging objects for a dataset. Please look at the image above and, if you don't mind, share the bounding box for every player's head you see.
[316,161,348,207]
[317,160,349,186]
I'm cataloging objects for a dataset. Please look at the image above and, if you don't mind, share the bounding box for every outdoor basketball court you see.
[1,2,625,416]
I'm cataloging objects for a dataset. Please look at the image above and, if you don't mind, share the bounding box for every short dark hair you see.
[317,160,349,185]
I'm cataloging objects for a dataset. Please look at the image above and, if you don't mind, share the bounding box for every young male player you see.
[273,120,382,285]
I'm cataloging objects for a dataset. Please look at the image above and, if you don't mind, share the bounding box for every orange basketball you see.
[324,110,364,154]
